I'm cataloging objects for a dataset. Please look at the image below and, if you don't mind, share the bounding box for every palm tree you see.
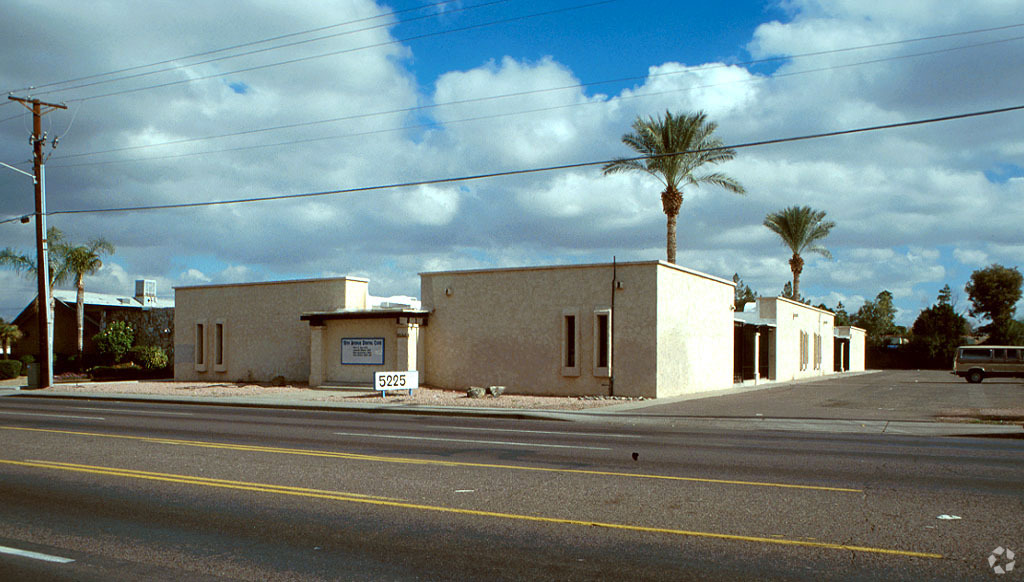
[763,206,835,300]
[0,319,24,358]
[64,238,115,360]
[602,110,745,264]
[0,227,72,349]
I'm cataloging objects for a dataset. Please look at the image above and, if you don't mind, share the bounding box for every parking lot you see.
[624,369,1024,423]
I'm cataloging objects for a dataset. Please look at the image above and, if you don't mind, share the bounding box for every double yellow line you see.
[1,426,860,492]
[0,458,942,559]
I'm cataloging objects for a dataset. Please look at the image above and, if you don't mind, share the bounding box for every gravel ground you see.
[32,380,635,410]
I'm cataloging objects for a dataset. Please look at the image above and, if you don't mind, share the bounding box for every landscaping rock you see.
[466,386,486,398]
[487,385,505,397]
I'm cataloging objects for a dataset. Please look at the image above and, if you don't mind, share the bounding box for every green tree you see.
[912,287,968,365]
[0,227,71,355]
[763,206,835,301]
[732,273,757,311]
[93,321,134,364]
[965,264,1023,344]
[853,290,897,346]
[64,238,115,361]
[602,110,745,264]
[833,301,852,326]
[0,319,24,357]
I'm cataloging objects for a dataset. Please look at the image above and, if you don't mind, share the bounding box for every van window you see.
[1008,348,1023,361]
[959,348,990,361]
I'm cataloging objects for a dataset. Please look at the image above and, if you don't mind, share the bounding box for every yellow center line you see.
[0,426,863,493]
[0,458,941,559]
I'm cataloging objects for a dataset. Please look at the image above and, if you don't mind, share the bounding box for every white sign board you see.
[374,371,419,396]
[341,338,385,365]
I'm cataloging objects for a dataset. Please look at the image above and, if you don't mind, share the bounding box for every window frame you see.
[593,308,612,378]
[213,319,227,372]
[194,319,208,372]
[561,308,581,377]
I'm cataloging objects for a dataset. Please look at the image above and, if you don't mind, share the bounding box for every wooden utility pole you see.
[8,95,66,389]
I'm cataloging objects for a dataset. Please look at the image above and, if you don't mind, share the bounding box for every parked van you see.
[952,346,1024,383]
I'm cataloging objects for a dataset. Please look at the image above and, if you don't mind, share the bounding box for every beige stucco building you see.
[174,260,865,398]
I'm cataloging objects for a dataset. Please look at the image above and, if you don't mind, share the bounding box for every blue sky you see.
[1,0,1022,329]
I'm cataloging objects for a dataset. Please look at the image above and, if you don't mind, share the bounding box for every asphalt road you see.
[0,397,1020,581]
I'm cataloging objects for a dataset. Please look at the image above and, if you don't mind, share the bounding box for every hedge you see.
[0,360,21,380]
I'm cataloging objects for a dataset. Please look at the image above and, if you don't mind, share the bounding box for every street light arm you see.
[0,160,36,183]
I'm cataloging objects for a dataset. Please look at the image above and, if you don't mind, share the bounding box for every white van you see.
[952,346,1024,383]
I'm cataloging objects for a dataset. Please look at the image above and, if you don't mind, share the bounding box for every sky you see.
[1,0,1022,329]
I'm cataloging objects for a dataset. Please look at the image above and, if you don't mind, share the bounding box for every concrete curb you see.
[4,388,1022,437]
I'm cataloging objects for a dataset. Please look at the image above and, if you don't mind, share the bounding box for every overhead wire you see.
[21,0,516,99]
[0,103,1015,226]
[2,0,472,96]
[45,32,1024,169]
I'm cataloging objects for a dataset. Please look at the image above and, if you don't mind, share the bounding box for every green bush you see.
[19,354,34,369]
[129,345,168,370]
[0,359,20,379]
[94,321,134,364]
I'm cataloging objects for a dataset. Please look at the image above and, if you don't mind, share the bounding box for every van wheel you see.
[966,370,984,384]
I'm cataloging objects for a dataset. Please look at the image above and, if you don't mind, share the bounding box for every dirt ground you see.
[32,380,635,410]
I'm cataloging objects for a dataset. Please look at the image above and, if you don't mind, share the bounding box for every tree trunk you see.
[789,253,804,300]
[661,187,683,264]
[76,276,85,365]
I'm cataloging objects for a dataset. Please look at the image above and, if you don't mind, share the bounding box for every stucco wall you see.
[764,297,836,381]
[320,319,399,384]
[655,264,735,397]
[420,262,661,397]
[174,277,367,383]
[837,326,867,372]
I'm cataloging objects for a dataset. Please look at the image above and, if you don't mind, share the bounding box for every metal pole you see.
[10,95,65,389]
[31,101,54,389]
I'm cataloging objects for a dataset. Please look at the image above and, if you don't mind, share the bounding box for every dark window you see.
[960,348,990,361]
[565,315,576,368]
[596,313,609,368]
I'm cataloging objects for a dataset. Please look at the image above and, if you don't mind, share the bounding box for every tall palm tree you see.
[602,110,745,264]
[763,206,835,300]
[0,227,72,349]
[64,238,115,360]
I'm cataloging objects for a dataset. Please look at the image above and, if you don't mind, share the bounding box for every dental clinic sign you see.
[341,338,384,365]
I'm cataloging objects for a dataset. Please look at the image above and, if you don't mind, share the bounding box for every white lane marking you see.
[0,411,104,421]
[0,544,75,563]
[426,425,642,439]
[334,432,611,451]
[73,407,196,416]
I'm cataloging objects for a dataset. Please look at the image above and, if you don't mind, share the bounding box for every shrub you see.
[19,354,34,369]
[129,345,168,370]
[0,359,20,379]
[94,321,134,364]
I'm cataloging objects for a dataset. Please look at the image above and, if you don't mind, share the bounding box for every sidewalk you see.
[2,371,1021,437]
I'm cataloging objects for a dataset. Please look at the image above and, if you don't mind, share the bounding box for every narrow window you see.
[593,308,612,377]
[565,315,576,368]
[561,308,580,377]
[597,314,609,368]
[214,323,224,366]
[195,321,207,372]
[213,320,227,372]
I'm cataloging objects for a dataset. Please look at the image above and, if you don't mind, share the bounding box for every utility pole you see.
[8,95,66,389]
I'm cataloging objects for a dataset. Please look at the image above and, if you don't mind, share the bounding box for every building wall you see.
[655,265,735,397]
[762,297,836,381]
[420,262,662,397]
[319,319,400,384]
[174,277,368,383]
[837,326,867,372]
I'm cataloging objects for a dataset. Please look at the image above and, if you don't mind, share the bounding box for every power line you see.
[43,1,618,104]
[2,0,471,96]
[45,34,1024,169]
[20,0,515,100]
[0,103,1013,225]
[39,23,1024,162]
